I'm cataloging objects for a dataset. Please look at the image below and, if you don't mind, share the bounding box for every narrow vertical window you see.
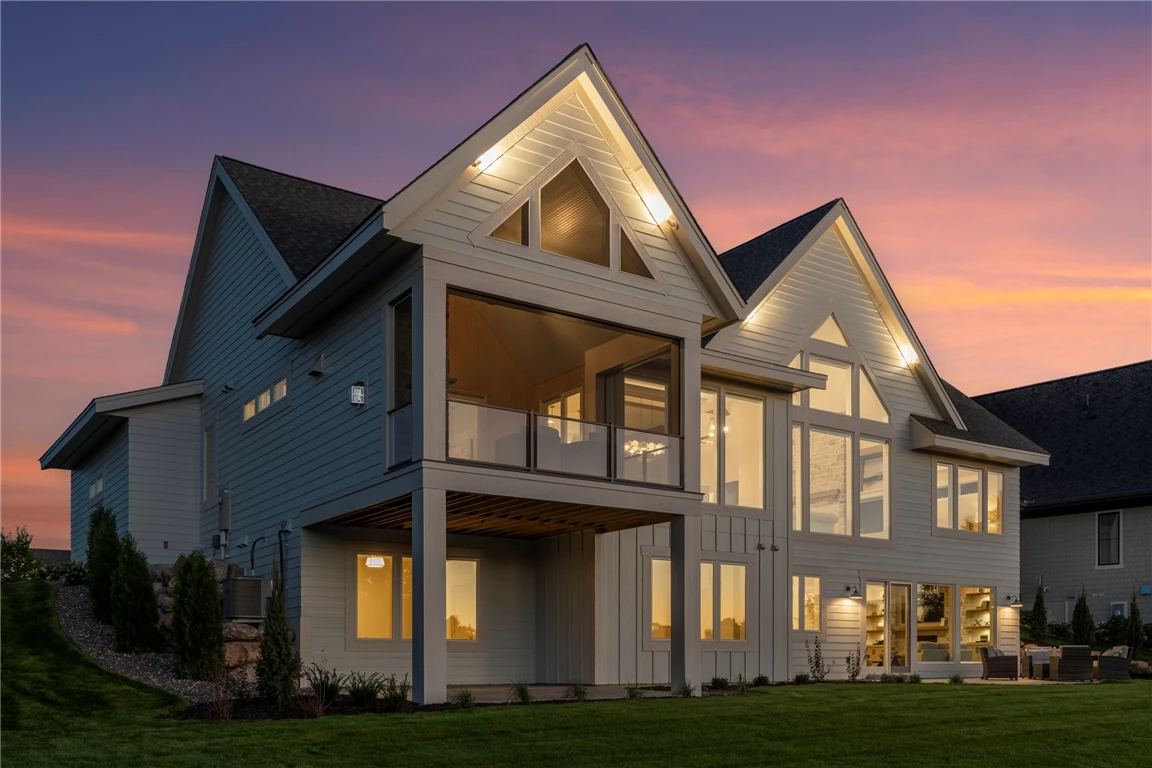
[723,394,764,508]
[720,564,746,640]
[357,554,394,639]
[860,438,889,539]
[916,584,953,661]
[791,424,802,530]
[700,389,719,503]
[446,560,477,640]
[401,556,413,639]
[272,377,288,403]
[257,388,272,412]
[960,587,994,656]
[392,295,413,408]
[935,463,954,529]
[203,426,215,501]
[958,468,982,532]
[809,428,852,535]
[804,576,821,631]
[243,400,256,421]
[1097,512,1120,566]
[986,471,1003,534]
[700,563,714,640]
[792,575,801,630]
[651,558,671,640]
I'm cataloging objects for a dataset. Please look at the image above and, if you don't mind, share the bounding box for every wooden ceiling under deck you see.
[322,491,674,539]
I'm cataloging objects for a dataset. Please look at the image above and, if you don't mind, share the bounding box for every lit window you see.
[793,575,821,631]
[401,556,412,639]
[958,468,982,531]
[960,587,994,658]
[986,472,1003,534]
[257,389,272,412]
[809,428,852,535]
[491,203,528,246]
[723,394,764,508]
[809,357,852,415]
[272,378,287,403]
[1098,512,1120,566]
[651,558,671,640]
[811,316,848,346]
[446,560,477,640]
[700,390,719,503]
[243,400,256,421]
[916,584,953,662]
[791,423,802,530]
[624,377,668,432]
[859,438,889,539]
[541,162,609,267]
[700,563,714,640]
[357,554,394,639]
[719,564,746,640]
[935,463,954,528]
[620,230,653,279]
[859,370,888,423]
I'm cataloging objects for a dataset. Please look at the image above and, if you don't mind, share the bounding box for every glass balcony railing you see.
[446,399,682,488]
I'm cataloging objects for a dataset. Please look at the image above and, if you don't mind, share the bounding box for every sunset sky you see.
[3,2,1150,548]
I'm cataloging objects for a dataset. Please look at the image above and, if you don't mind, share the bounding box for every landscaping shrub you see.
[846,642,862,682]
[805,636,830,682]
[908,674,922,684]
[449,687,476,709]
[110,535,161,652]
[624,682,646,700]
[346,671,384,707]
[86,507,121,623]
[256,567,300,707]
[793,673,811,685]
[41,560,86,585]
[948,673,965,684]
[562,679,588,702]
[1095,615,1130,647]
[506,679,534,705]
[752,674,770,687]
[1126,593,1145,657]
[1,526,41,583]
[1027,583,1047,644]
[1047,621,1072,641]
[208,669,249,721]
[673,679,695,698]
[380,674,413,712]
[709,676,729,691]
[171,552,223,679]
[1072,590,1095,645]
[299,661,345,717]
[732,673,749,696]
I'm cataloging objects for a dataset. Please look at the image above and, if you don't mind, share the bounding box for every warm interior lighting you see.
[474,145,503,172]
[365,555,386,569]
[898,344,919,367]
[644,192,672,224]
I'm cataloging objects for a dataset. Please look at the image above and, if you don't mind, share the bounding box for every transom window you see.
[243,376,288,421]
[934,462,1004,535]
[484,158,656,281]
[789,317,892,539]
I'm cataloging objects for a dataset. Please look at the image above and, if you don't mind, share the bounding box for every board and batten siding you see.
[69,423,130,560]
[300,526,536,684]
[408,93,717,318]
[178,190,402,622]
[724,226,1022,678]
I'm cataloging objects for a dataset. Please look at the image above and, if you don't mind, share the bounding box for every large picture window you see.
[700,390,719,503]
[859,438,889,539]
[446,560,478,640]
[935,463,1003,535]
[719,564,747,640]
[916,584,953,662]
[809,428,852,535]
[1097,512,1121,566]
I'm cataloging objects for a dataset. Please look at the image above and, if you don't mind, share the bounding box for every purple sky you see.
[3,2,1150,547]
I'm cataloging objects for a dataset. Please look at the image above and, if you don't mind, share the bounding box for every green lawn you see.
[3,581,1150,768]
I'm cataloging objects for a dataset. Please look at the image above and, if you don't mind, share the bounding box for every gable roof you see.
[217,157,384,280]
[913,381,1047,455]
[973,361,1152,511]
[718,199,841,301]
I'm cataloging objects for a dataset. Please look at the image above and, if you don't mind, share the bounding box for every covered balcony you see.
[444,291,684,489]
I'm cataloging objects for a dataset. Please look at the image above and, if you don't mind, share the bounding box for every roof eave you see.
[910,419,1050,468]
[701,348,828,393]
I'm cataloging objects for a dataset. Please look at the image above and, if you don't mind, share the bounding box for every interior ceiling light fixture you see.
[365,555,386,569]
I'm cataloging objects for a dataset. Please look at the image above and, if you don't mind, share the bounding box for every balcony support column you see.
[670,513,701,696]
[412,487,447,704]
[414,269,447,462]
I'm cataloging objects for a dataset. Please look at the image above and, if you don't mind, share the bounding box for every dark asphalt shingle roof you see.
[217,157,384,280]
[973,361,1152,508]
[33,548,71,566]
[717,199,840,301]
[913,381,1048,456]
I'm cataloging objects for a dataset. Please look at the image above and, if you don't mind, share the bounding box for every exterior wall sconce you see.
[844,585,863,601]
[1005,594,1024,608]
[350,382,366,406]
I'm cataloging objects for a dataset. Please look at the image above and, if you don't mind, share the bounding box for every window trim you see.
[930,461,1007,539]
[1095,510,1122,569]
[645,546,756,650]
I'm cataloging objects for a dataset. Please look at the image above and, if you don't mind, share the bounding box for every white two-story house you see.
[41,45,1048,701]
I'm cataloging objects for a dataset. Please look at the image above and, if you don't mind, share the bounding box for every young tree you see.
[1126,592,1145,657]
[256,565,300,707]
[171,551,224,679]
[86,507,121,623]
[1071,589,1095,645]
[1028,581,1047,645]
[111,535,161,652]
[1,526,41,583]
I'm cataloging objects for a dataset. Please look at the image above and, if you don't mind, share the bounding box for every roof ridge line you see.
[973,359,1152,398]
[718,198,841,256]
[216,156,384,204]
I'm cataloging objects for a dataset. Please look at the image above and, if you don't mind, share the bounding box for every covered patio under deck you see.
[321,489,703,703]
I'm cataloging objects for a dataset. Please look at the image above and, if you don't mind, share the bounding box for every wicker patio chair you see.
[979,646,1018,680]
[1097,646,1133,680]
[1049,645,1093,681]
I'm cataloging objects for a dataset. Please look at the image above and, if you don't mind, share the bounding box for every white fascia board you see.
[910,419,1050,467]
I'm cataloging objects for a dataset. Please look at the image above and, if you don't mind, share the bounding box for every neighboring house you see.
[974,362,1152,624]
[40,45,1047,701]
[34,549,71,566]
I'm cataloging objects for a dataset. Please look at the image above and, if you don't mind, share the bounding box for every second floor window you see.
[700,387,765,508]
[935,462,1003,535]
[1097,511,1120,566]
[243,377,287,421]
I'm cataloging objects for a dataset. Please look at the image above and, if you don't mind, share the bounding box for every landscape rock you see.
[160,565,175,586]
[223,641,261,668]
[211,559,229,583]
[153,582,166,597]
[1131,660,1150,677]
[158,595,175,614]
[159,613,174,632]
[148,564,166,583]
[223,622,260,642]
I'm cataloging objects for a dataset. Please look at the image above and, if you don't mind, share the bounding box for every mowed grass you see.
[3,581,1150,768]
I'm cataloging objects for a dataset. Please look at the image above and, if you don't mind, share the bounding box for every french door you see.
[865,581,911,673]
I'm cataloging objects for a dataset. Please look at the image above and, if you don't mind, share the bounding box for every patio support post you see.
[412,487,447,704]
[670,513,702,696]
